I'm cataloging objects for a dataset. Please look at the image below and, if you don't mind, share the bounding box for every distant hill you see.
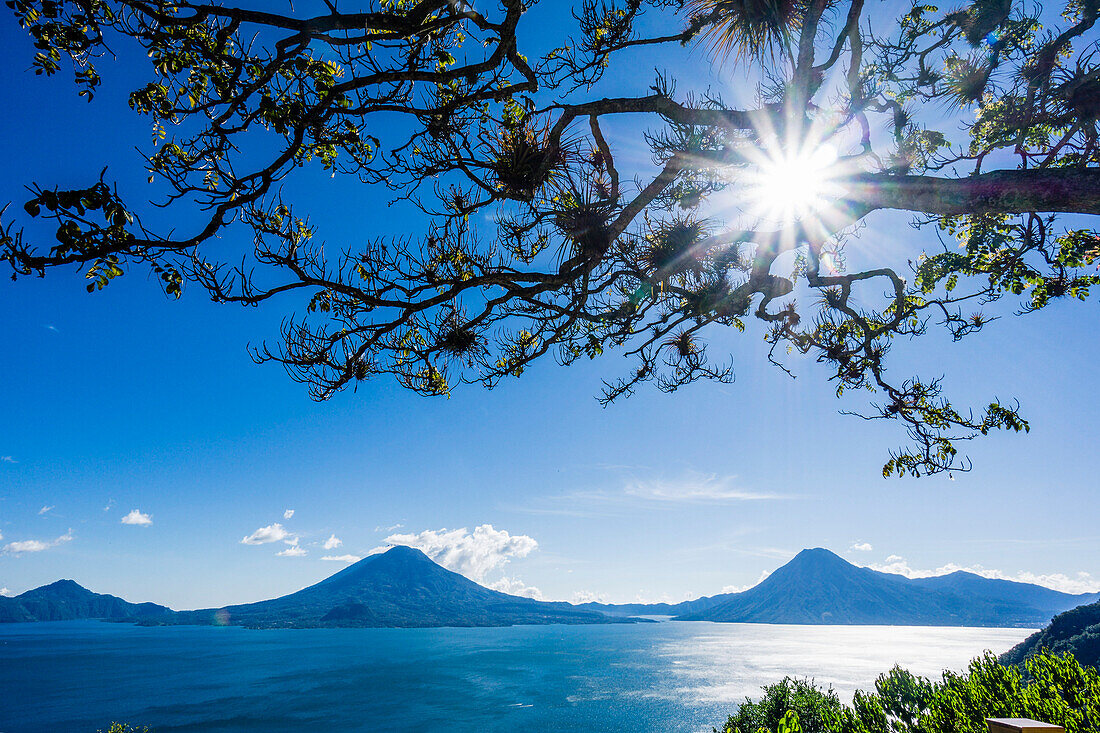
[1001,599,1100,669]
[0,579,173,623]
[168,546,643,628]
[674,548,1098,627]
[6,546,1091,630]
[577,593,734,618]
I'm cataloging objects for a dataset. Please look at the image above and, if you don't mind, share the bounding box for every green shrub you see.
[719,651,1100,733]
[718,677,846,733]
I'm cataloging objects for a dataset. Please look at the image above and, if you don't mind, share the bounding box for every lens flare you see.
[748,143,840,224]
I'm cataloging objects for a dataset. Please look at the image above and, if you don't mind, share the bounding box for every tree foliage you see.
[719,651,1100,733]
[4,0,1100,474]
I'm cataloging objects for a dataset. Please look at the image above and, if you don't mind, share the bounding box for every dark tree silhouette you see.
[4,0,1099,475]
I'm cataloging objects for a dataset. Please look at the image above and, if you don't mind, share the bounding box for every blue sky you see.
[1,5,1098,610]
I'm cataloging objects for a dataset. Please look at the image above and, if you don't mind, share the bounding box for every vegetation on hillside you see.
[719,650,1100,733]
[1002,600,1100,672]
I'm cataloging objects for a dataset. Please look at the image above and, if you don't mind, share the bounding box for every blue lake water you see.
[0,621,1031,733]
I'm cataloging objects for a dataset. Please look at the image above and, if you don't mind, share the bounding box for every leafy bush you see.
[718,651,1100,733]
[719,677,847,733]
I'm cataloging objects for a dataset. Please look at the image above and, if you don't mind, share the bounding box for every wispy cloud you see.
[283,509,294,519]
[276,542,307,557]
[721,570,773,594]
[1,456,16,464]
[489,576,543,600]
[850,541,873,552]
[376,524,538,585]
[120,509,152,526]
[44,325,59,333]
[0,587,11,597]
[374,523,404,532]
[622,473,782,502]
[512,471,784,516]
[240,523,294,545]
[866,555,1100,594]
[323,534,342,550]
[2,529,73,555]
[103,499,115,513]
[38,505,54,516]
[322,554,361,563]
[571,590,604,604]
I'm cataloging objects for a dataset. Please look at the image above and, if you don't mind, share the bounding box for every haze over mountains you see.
[2,546,1095,629]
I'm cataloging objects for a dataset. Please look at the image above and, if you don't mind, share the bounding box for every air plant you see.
[892,105,912,138]
[684,0,804,61]
[942,55,993,106]
[552,176,617,260]
[1053,63,1100,123]
[685,278,736,317]
[955,0,1011,47]
[640,215,712,281]
[437,320,481,358]
[1019,40,1060,85]
[663,329,699,357]
[710,243,745,276]
[487,120,565,202]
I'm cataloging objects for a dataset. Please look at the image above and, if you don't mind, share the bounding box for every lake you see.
[0,621,1031,732]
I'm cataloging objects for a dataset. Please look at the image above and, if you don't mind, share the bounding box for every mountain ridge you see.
[0,578,173,623]
[3,546,1094,629]
[674,548,1098,627]
[169,546,643,628]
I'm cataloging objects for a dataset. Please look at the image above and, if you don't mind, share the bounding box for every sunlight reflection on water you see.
[659,623,1033,704]
[0,620,1034,733]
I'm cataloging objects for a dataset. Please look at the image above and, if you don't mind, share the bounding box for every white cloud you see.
[121,509,152,526]
[850,541,873,552]
[721,569,772,595]
[374,523,404,532]
[521,472,783,516]
[378,524,538,583]
[623,472,781,502]
[240,523,292,545]
[3,529,73,555]
[323,534,342,550]
[571,590,604,604]
[866,556,1100,594]
[1,456,16,464]
[489,576,544,600]
[322,554,361,563]
[283,509,294,519]
[6,540,50,553]
[277,545,307,557]
[0,587,11,597]
[38,505,54,515]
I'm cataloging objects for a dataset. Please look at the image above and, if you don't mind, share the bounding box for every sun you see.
[747,143,840,224]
